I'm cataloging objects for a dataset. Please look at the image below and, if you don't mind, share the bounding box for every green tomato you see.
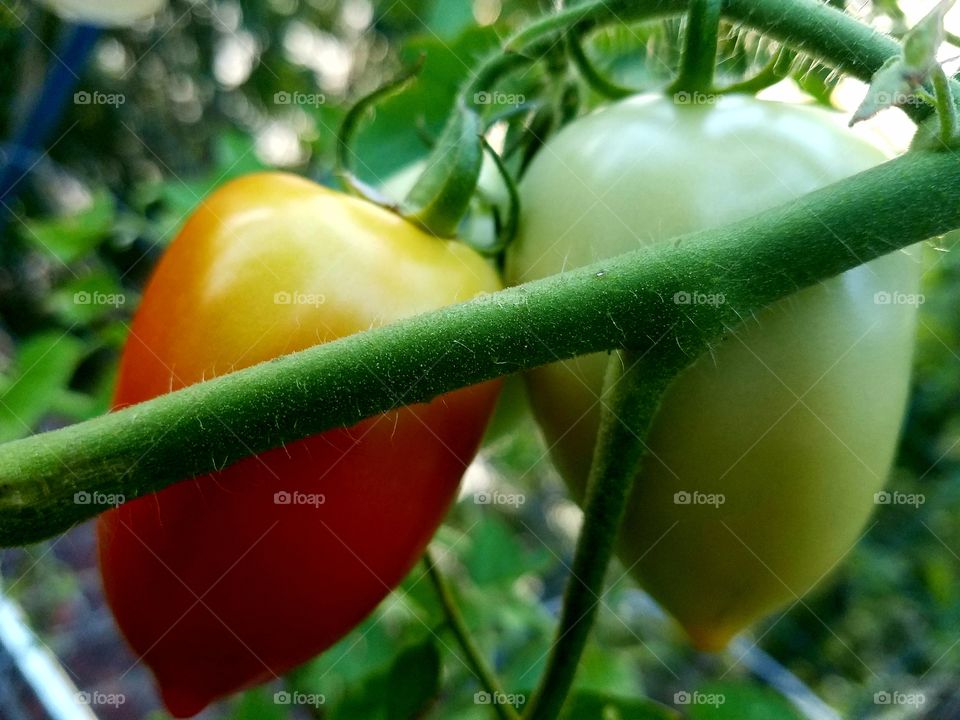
[507,94,921,650]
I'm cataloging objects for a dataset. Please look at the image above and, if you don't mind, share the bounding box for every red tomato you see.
[97,172,501,717]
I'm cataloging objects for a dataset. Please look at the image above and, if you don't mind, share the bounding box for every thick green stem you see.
[476,0,934,100]
[522,346,687,720]
[669,0,723,94]
[1,149,959,546]
[423,551,520,720]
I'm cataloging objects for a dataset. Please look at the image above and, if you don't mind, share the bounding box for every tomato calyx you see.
[852,1,959,146]
[400,103,485,238]
[336,60,485,240]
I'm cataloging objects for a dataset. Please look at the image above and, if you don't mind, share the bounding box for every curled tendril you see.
[566,31,637,99]
[476,137,520,256]
[335,54,425,205]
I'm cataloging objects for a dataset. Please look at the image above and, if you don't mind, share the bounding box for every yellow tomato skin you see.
[123,172,500,387]
[507,95,921,650]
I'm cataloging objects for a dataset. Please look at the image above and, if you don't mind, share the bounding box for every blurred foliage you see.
[1,0,959,719]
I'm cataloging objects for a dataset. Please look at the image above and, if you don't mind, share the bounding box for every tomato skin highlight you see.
[97,172,501,717]
[507,95,921,650]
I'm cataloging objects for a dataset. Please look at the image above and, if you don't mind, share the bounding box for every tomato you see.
[507,95,921,651]
[97,172,501,717]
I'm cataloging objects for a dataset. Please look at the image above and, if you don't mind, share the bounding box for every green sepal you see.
[903,0,954,72]
[401,105,483,238]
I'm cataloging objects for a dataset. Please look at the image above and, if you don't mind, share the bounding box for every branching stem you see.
[423,551,520,720]
[522,345,689,720]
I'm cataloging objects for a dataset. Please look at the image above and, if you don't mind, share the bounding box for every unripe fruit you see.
[507,95,920,650]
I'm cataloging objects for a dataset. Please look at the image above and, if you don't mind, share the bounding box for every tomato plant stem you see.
[471,0,959,124]
[669,0,722,94]
[423,551,521,720]
[0,149,959,546]
[522,346,688,720]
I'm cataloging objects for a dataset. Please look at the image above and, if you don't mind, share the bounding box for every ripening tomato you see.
[98,172,501,717]
[507,95,921,650]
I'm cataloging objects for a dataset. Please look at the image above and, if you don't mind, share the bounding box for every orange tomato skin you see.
[97,173,501,717]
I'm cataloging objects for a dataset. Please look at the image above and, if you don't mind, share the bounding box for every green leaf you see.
[49,389,100,421]
[386,639,441,720]
[0,332,87,442]
[402,106,483,237]
[213,130,267,178]
[463,514,533,586]
[47,273,131,325]
[19,191,115,264]
[226,687,288,720]
[574,642,645,698]
[683,682,805,720]
[561,692,680,720]
[850,57,914,125]
[288,596,435,719]
[330,678,391,720]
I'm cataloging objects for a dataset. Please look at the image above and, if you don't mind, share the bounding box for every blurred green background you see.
[0,0,958,718]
